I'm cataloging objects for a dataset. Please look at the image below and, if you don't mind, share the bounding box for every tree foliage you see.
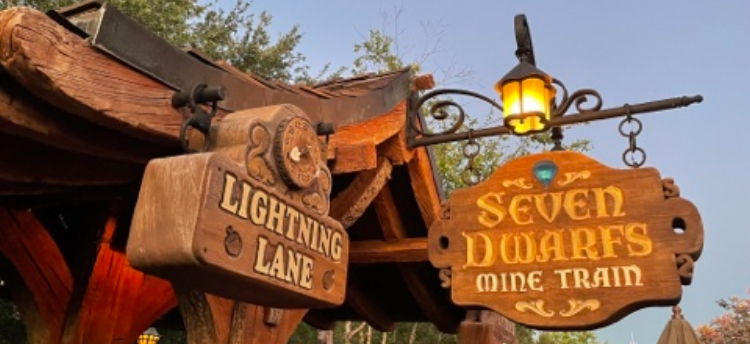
[697,289,750,344]
[536,331,602,344]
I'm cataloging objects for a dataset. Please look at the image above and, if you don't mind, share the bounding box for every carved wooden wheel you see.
[274,116,321,189]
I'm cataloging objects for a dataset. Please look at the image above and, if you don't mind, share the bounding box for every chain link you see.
[461,131,482,186]
[618,105,646,168]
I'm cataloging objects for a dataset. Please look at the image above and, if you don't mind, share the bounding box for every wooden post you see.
[459,311,518,344]
[0,206,176,344]
[175,286,307,344]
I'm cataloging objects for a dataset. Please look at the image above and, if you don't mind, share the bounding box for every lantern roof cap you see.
[498,60,550,86]
[143,327,159,336]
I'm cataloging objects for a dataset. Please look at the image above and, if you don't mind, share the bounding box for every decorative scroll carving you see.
[559,299,600,317]
[501,178,534,189]
[302,167,332,215]
[330,159,392,229]
[676,254,695,285]
[663,178,680,198]
[440,201,451,220]
[515,300,554,318]
[246,123,276,186]
[558,171,591,186]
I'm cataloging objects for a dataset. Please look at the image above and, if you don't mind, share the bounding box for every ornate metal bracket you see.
[405,14,703,149]
[172,84,226,152]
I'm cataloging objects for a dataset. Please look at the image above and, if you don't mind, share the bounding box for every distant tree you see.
[697,289,750,344]
[536,331,603,344]
[515,324,535,344]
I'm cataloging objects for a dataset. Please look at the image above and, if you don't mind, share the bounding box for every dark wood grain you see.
[429,151,704,330]
[128,153,348,308]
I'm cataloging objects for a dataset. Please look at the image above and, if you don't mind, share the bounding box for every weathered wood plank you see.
[0,208,73,344]
[175,286,307,344]
[0,207,176,344]
[406,147,443,227]
[0,8,184,144]
[329,143,378,175]
[0,8,412,146]
[459,311,518,344]
[0,75,178,163]
[65,217,177,344]
[327,102,407,174]
[0,134,143,185]
[329,158,392,228]
[349,238,428,264]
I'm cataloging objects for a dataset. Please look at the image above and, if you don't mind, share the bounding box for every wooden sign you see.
[128,105,348,308]
[429,151,703,330]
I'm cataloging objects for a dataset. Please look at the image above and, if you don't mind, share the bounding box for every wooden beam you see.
[407,147,443,227]
[0,208,72,344]
[327,102,407,174]
[0,207,177,344]
[329,143,378,175]
[373,184,461,333]
[459,311,519,344]
[0,134,143,185]
[0,8,412,146]
[328,158,396,332]
[0,75,177,163]
[0,8,183,144]
[64,217,177,344]
[329,158,392,228]
[175,286,308,344]
[349,238,428,264]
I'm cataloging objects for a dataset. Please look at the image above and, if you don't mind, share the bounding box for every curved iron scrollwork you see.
[409,88,504,137]
[408,80,603,144]
[405,13,702,149]
[551,79,603,117]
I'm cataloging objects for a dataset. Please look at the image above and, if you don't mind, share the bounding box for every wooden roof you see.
[0,6,464,334]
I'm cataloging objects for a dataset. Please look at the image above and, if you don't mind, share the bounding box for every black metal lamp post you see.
[406,14,701,151]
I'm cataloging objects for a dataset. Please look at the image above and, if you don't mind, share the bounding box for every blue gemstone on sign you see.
[533,161,557,188]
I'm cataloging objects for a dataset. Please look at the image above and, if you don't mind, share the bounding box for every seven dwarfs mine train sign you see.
[429,151,704,330]
[124,106,703,329]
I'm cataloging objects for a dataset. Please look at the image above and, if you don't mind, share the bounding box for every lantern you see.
[137,327,160,344]
[496,60,556,135]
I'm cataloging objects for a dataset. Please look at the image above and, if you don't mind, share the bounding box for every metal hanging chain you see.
[618,104,647,168]
[461,130,482,186]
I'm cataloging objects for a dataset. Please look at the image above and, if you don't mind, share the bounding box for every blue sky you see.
[220,1,750,342]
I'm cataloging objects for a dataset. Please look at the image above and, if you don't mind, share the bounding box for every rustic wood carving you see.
[246,123,276,186]
[128,106,348,308]
[329,158,392,228]
[429,151,704,330]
